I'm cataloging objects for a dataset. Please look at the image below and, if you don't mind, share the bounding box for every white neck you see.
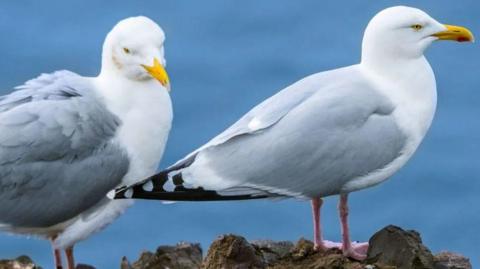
[94,73,136,114]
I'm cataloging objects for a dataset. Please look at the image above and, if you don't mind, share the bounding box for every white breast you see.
[95,77,173,185]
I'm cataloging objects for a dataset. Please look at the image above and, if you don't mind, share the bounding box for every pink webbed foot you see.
[314,240,368,260]
[315,240,342,251]
[343,241,369,260]
[350,241,369,254]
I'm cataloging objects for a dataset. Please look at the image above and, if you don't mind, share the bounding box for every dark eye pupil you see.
[411,24,423,31]
[123,48,130,53]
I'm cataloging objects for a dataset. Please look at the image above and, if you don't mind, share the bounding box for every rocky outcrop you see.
[75,265,96,269]
[434,252,472,269]
[127,242,202,269]
[367,225,435,269]
[0,226,472,269]
[250,240,294,265]
[121,225,472,269]
[202,234,265,269]
[0,256,41,269]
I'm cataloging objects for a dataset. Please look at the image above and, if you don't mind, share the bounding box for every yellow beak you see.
[432,24,475,42]
[141,58,170,90]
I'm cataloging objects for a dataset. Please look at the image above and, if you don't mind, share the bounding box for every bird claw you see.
[350,241,369,254]
[343,247,367,261]
[343,242,369,260]
[314,240,342,251]
[314,240,369,260]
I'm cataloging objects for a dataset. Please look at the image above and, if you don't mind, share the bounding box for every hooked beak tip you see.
[142,57,171,90]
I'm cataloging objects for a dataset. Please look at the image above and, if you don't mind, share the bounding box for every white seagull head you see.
[101,16,170,90]
[362,6,474,65]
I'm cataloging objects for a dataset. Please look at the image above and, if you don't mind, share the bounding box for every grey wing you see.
[0,71,129,228]
[168,72,323,170]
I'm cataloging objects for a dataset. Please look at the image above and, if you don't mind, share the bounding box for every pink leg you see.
[311,197,342,251]
[311,197,323,249]
[51,237,63,269]
[65,246,75,269]
[339,194,369,260]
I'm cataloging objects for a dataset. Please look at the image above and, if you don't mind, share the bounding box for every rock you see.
[250,240,294,265]
[75,264,96,269]
[269,238,367,269]
[367,225,435,269]
[197,227,455,269]
[289,238,315,260]
[202,236,377,269]
[131,242,202,269]
[120,256,133,269]
[202,234,265,269]
[434,252,472,269]
[131,251,154,269]
[0,255,41,269]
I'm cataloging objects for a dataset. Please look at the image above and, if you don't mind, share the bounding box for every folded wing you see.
[0,71,129,228]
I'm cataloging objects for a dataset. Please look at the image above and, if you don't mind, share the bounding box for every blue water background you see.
[0,0,478,268]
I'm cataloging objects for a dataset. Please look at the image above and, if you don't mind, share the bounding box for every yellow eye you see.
[123,47,130,54]
[411,24,423,31]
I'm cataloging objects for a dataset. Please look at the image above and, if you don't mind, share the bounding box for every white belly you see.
[115,90,173,185]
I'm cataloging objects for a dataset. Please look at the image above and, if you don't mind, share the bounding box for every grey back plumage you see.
[0,71,129,228]
[171,70,323,169]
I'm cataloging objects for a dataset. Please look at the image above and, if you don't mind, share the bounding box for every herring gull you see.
[0,16,172,269]
[112,6,473,260]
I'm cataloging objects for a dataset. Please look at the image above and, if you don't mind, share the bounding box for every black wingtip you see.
[108,185,131,200]
[110,172,269,202]
[127,187,269,201]
[108,170,169,200]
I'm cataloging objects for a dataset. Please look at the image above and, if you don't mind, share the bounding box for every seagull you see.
[112,6,473,260]
[0,16,172,269]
